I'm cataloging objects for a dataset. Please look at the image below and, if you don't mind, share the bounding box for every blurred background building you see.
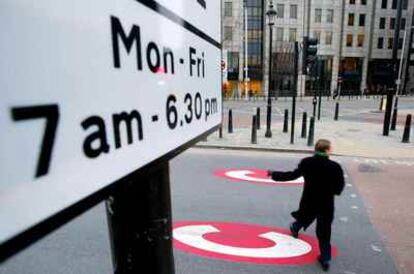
[221,0,414,98]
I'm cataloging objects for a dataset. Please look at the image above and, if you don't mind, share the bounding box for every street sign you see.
[173,221,336,264]
[0,0,221,247]
[214,169,304,185]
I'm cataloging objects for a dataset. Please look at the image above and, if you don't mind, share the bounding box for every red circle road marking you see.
[173,221,337,265]
[214,169,304,185]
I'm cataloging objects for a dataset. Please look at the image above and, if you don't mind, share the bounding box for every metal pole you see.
[244,4,249,101]
[291,42,298,144]
[391,29,408,130]
[334,102,339,120]
[106,161,175,274]
[283,109,289,133]
[265,22,273,138]
[228,109,233,133]
[291,96,296,144]
[256,107,261,130]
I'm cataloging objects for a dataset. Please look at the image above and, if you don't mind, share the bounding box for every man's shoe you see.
[289,223,299,238]
[318,256,330,272]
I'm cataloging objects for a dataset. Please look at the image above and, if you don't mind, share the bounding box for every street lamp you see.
[265,1,277,138]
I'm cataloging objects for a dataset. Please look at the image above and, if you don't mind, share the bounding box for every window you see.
[398,38,403,49]
[228,52,239,70]
[359,14,365,26]
[348,13,354,26]
[377,37,384,49]
[224,2,232,17]
[325,31,333,45]
[357,34,364,47]
[381,0,387,9]
[224,26,232,40]
[326,9,334,23]
[361,0,367,5]
[392,0,397,9]
[350,0,355,4]
[401,18,406,30]
[313,31,321,43]
[289,28,297,42]
[379,18,386,29]
[277,4,284,18]
[346,34,353,47]
[388,38,393,49]
[290,5,297,19]
[403,0,408,9]
[276,27,284,41]
[390,18,395,30]
[315,9,322,23]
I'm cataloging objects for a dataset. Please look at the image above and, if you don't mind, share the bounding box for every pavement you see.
[196,99,414,159]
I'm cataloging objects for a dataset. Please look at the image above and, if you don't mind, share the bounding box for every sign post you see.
[0,0,221,269]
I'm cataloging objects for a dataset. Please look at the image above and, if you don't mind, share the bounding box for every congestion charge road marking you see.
[214,169,304,185]
[173,221,337,265]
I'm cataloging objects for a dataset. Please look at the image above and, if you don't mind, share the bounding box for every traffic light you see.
[302,36,318,75]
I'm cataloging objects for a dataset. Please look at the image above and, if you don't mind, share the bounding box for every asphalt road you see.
[0,148,399,274]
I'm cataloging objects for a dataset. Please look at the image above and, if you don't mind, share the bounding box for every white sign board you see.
[0,0,221,244]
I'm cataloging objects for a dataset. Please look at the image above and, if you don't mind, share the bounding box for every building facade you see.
[222,0,414,97]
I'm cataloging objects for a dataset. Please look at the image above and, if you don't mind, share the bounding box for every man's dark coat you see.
[270,154,345,229]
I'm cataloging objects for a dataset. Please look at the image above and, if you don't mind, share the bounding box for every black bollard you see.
[228,109,233,133]
[256,107,261,130]
[301,112,307,138]
[251,115,257,144]
[307,117,315,146]
[402,114,412,143]
[283,109,289,133]
[383,93,394,136]
[290,96,296,144]
[317,93,322,120]
[219,125,223,138]
[391,97,399,130]
[334,102,339,120]
[379,98,384,111]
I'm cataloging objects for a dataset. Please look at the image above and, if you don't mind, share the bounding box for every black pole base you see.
[106,162,175,274]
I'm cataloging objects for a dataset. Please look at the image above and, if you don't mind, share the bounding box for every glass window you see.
[398,38,403,49]
[326,9,334,23]
[350,0,355,4]
[346,34,353,47]
[357,34,364,47]
[290,4,297,19]
[277,4,284,18]
[348,13,354,26]
[359,14,365,26]
[276,28,284,41]
[224,26,232,40]
[289,28,297,42]
[228,52,239,70]
[361,0,367,4]
[315,9,322,23]
[377,37,384,49]
[381,0,387,9]
[403,0,408,9]
[224,2,232,16]
[390,18,395,30]
[379,18,386,29]
[325,31,333,45]
[388,38,393,49]
[392,0,397,9]
[401,18,406,30]
[313,31,321,43]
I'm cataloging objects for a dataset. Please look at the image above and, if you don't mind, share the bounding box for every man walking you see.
[267,139,344,271]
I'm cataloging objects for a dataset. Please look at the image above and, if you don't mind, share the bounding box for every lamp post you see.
[265,2,277,138]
